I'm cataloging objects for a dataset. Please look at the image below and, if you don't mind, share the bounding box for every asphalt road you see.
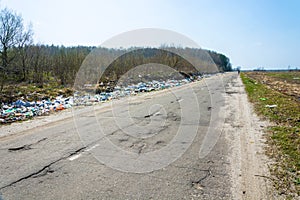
[0,73,243,199]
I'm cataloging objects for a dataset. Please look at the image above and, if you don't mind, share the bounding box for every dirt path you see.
[224,74,277,200]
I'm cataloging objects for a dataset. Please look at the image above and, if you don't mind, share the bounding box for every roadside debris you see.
[0,96,74,124]
[1,76,203,124]
[265,104,277,108]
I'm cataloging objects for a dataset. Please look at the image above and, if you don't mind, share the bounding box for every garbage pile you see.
[0,96,74,124]
[0,77,201,124]
[110,78,195,97]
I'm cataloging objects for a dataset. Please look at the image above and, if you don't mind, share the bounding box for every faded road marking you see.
[68,144,100,161]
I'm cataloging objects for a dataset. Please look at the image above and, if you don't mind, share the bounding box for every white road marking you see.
[153,111,160,116]
[86,144,100,152]
[68,154,82,161]
[68,144,99,161]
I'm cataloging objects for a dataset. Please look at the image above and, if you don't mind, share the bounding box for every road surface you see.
[0,73,273,199]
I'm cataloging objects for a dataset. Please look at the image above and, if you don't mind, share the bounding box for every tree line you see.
[100,47,232,83]
[0,8,232,91]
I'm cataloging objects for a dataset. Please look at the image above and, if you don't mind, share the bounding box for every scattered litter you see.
[0,96,74,124]
[0,76,204,124]
[265,104,277,108]
[259,97,267,101]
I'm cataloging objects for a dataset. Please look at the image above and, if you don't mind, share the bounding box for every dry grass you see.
[241,72,300,199]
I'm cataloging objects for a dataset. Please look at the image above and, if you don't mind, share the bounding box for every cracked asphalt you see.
[0,73,239,199]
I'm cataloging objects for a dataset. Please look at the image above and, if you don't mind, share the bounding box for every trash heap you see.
[0,96,74,124]
[0,76,201,124]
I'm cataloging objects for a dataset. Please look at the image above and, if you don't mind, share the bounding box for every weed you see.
[241,72,300,197]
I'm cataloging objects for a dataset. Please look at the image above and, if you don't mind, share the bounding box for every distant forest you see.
[0,8,232,91]
[1,44,232,89]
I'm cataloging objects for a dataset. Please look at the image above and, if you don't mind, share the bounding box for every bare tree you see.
[0,8,33,90]
[18,23,33,81]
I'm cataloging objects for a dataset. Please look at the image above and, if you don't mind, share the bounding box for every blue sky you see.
[1,0,299,70]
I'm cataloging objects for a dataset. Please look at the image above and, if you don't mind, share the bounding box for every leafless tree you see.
[0,8,33,90]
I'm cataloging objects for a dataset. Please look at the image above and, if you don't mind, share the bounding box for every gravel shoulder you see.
[224,74,277,200]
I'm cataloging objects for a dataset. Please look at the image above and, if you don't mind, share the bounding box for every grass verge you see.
[241,73,300,198]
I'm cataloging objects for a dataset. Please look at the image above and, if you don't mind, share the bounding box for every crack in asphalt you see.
[144,110,162,118]
[1,106,200,190]
[190,166,212,188]
[143,166,213,188]
[8,137,48,152]
[0,146,87,190]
